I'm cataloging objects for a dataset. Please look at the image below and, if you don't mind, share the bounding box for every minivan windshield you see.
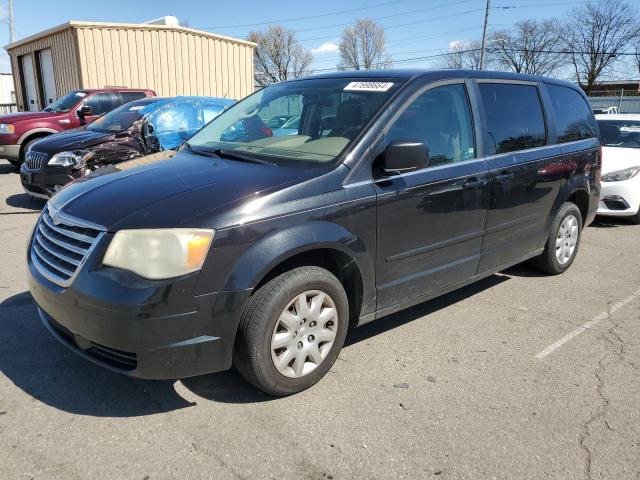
[87,100,155,132]
[186,77,403,164]
[598,119,640,149]
[43,90,88,113]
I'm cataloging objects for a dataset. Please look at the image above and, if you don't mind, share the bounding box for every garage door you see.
[21,55,38,111]
[38,49,56,106]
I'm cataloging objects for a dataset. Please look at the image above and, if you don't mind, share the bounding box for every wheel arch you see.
[18,128,58,158]
[550,175,591,228]
[215,221,374,325]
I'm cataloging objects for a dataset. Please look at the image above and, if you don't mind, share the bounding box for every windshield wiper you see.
[185,143,274,165]
[211,149,275,165]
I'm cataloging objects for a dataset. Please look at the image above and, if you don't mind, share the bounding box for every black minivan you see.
[27,70,601,395]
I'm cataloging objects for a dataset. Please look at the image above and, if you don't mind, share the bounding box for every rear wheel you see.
[234,266,349,396]
[531,202,582,275]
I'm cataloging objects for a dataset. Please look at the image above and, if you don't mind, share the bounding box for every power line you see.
[198,0,409,29]
[298,8,486,42]
[286,0,473,34]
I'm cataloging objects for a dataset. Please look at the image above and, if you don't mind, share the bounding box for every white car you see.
[596,114,640,224]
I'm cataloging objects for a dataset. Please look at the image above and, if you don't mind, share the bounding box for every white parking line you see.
[535,287,640,360]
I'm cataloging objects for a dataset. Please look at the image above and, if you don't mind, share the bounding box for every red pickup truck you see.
[0,88,156,166]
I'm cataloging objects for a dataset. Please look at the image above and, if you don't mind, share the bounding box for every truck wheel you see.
[16,137,44,166]
[531,202,583,275]
[234,266,349,396]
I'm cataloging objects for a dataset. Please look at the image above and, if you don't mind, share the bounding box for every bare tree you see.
[563,0,639,95]
[338,19,392,70]
[248,26,313,87]
[438,40,485,70]
[490,20,564,76]
[634,39,640,76]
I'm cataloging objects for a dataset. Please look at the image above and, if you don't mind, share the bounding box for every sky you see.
[0,0,636,80]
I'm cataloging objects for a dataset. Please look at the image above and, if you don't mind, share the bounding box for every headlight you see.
[48,150,91,167]
[0,123,15,134]
[602,166,640,182]
[103,229,215,280]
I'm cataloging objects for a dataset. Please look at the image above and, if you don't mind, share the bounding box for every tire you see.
[16,137,44,166]
[234,266,349,396]
[531,202,583,275]
[627,209,640,225]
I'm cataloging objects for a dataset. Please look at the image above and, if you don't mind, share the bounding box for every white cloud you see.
[448,40,466,49]
[311,41,339,55]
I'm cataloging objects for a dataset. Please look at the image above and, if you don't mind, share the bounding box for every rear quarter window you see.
[478,83,546,155]
[546,84,597,143]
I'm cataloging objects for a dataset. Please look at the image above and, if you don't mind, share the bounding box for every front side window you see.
[479,83,546,155]
[186,78,404,164]
[547,84,598,143]
[387,83,476,166]
[84,93,116,116]
[598,120,640,149]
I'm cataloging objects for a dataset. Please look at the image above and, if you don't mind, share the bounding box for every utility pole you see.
[8,0,15,43]
[479,0,490,70]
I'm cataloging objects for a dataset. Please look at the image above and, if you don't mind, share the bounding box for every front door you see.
[475,81,563,272]
[77,92,117,124]
[375,82,489,311]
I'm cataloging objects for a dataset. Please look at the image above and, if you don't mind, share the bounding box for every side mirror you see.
[77,105,93,118]
[381,139,429,175]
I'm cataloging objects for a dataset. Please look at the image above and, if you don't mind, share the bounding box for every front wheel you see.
[234,266,349,396]
[531,202,583,275]
[628,209,640,225]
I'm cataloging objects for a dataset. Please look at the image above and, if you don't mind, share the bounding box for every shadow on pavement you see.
[0,292,196,417]
[5,193,46,211]
[346,273,510,346]
[1,273,512,412]
[590,216,634,228]
[0,162,17,174]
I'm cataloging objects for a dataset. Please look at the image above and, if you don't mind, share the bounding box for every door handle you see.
[494,171,515,184]
[463,177,488,190]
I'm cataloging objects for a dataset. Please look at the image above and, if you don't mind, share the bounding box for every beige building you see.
[4,20,255,111]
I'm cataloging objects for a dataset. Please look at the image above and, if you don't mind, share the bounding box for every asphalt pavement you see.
[1,159,639,479]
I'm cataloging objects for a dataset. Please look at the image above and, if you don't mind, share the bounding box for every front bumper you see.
[597,178,640,217]
[21,164,76,198]
[0,143,21,162]
[28,234,251,379]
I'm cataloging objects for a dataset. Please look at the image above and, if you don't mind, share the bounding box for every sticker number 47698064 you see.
[343,82,394,92]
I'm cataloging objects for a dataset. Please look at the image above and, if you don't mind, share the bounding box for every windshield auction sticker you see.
[344,82,394,92]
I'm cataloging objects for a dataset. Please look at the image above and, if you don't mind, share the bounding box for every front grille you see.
[25,150,49,169]
[31,206,104,286]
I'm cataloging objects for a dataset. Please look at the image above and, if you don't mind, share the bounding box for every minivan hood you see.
[32,129,111,154]
[0,110,63,122]
[601,146,640,174]
[49,151,309,231]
